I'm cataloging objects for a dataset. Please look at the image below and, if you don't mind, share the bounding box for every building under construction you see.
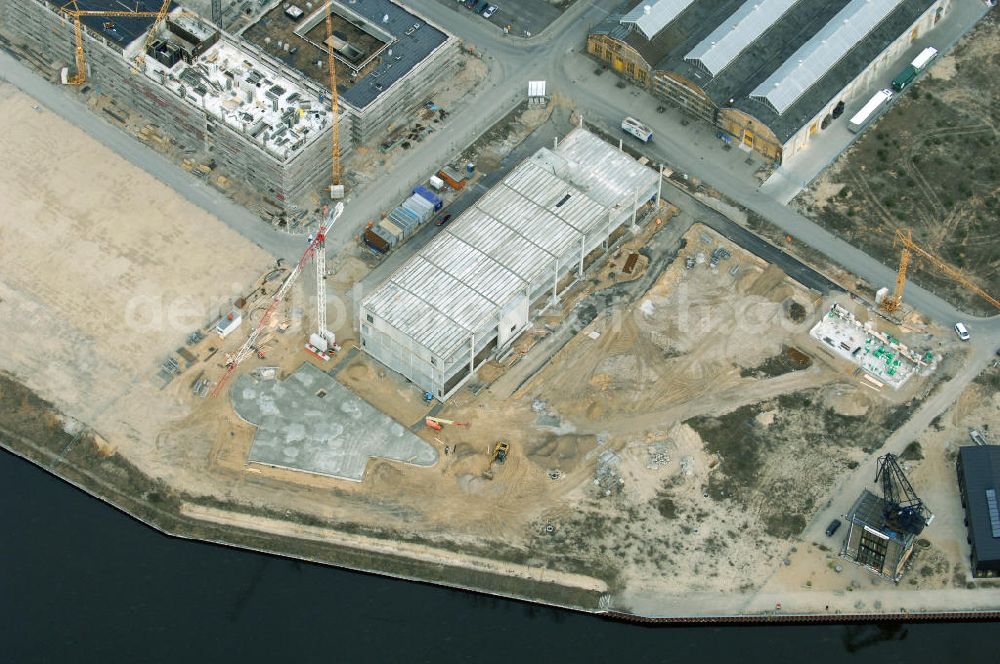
[0,0,458,200]
[358,128,660,401]
[587,0,953,163]
[842,454,932,581]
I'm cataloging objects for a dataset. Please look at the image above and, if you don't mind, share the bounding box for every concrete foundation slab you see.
[233,363,437,481]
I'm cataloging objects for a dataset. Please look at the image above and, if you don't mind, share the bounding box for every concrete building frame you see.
[358,128,659,401]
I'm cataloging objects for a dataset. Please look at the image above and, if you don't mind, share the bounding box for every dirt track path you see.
[573,367,830,436]
[181,503,608,593]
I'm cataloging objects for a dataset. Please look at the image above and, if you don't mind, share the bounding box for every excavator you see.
[482,441,510,480]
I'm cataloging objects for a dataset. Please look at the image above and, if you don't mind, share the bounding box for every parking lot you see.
[433,0,566,38]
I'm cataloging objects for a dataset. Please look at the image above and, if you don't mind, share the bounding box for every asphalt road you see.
[672,189,844,295]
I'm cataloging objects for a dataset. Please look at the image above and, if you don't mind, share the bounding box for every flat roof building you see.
[0,0,459,202]
[239,0,460,145]
[588,0,953,164]
[359,128,659,400]
[957,445,1000,578]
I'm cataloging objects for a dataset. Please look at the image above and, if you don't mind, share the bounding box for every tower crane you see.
[59,1,182,86]
[324,0,344,200]
[212,2,347,398]
[880,228,1000,313]
[211,203,344,398]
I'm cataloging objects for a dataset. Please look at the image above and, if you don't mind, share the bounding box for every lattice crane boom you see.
[135,0,173,73]
[211,238,317,397]
[875,453,931,535]
[58,2,190,86]
[882,228,1000,313]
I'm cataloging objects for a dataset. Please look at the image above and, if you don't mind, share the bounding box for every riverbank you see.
[0,372,606,612]
[4,370,1000,623]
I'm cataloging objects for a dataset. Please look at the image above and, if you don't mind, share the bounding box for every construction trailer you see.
[956,445,1000,578]
[358,127,659,401]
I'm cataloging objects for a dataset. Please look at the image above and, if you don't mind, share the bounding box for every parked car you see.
[434,213,452,226]
[825,519,842,537]
[474,0,488,11]
[463,0,477,9]
[955,322,971,341]
[482,4,499,17]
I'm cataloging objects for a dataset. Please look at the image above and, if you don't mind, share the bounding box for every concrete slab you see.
[232,363,437,481]
[809,304,933,389]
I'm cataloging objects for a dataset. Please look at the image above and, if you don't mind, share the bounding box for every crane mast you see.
[59,1,187,86]
[324,0,344,200]
[882,228,999,313]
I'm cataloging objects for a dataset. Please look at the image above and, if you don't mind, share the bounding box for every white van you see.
[955,322,970,341]
[622,117,653,143]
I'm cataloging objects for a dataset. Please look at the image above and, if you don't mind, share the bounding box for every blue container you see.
[412,185,443,210]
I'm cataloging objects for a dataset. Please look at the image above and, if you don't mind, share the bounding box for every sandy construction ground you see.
[1,77,980,616]
[0,82,271,476]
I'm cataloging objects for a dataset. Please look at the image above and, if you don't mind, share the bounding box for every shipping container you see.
[378,218,403,243]
[438,166,466,190]
[364,228,390,253]
[402,194,434,223]
[413,185,443,210]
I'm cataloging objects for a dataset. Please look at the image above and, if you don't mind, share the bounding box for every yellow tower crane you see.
[59,0,182,86]
[881,228,1000,313]
[323,0,344,200]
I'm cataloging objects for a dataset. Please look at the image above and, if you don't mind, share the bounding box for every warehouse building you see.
[588,0,953,163]
[0,0,458,199]
[957,446,1000,578]
[359,128,659,401]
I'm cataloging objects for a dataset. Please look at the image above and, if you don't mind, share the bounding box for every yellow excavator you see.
[483,442,510,480]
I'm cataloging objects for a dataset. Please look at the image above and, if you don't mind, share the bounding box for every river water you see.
[2,448,997,663]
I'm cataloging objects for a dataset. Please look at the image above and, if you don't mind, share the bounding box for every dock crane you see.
[59,0,178,86]
[211,203,344,398]
[875,453,932,535]
[880,228,1000,313]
